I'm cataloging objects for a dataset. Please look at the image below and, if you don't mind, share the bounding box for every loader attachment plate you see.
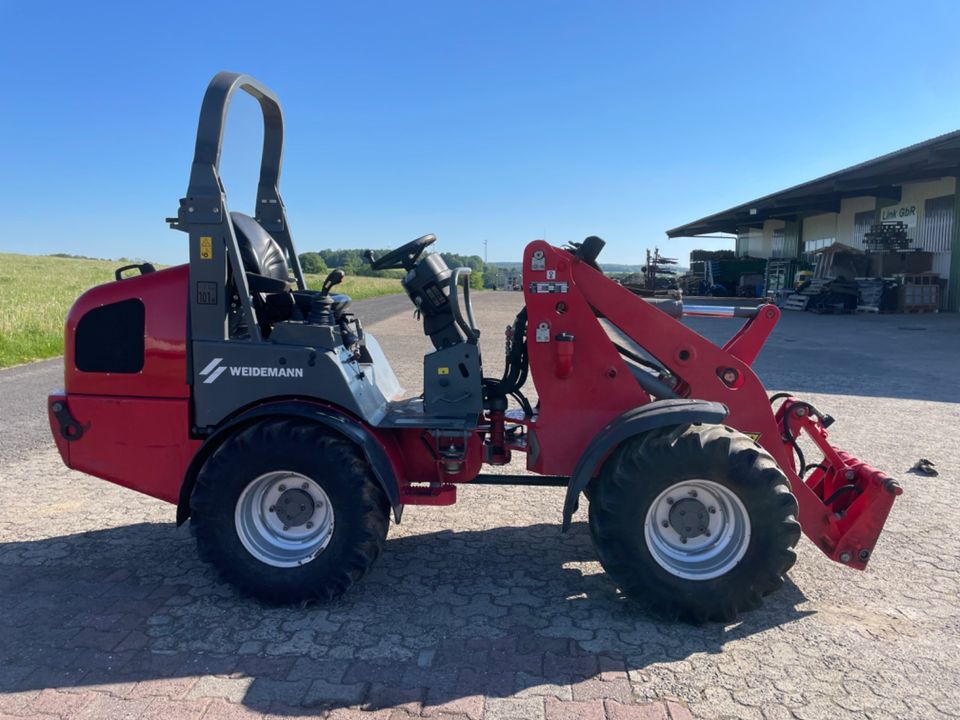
[774,397,902,569]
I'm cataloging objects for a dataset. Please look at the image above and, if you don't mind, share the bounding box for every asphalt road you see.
[1,291,958,720]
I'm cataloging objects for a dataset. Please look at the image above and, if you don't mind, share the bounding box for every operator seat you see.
[230,212,297,335]
[231,212,289,285]
[229,212,351,335]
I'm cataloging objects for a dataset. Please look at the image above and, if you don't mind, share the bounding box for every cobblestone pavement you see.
[1,292,959,719]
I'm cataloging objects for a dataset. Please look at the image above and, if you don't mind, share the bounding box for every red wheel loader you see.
[48,73,902,621]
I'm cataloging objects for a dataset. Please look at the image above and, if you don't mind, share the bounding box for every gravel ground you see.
[0,291,958,720]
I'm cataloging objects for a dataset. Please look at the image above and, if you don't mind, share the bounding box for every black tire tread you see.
[190,418,389,604]
[589,423,800,623]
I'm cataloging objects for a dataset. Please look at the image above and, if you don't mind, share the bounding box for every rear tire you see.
[191,419,389,603]
[588,423,800,622]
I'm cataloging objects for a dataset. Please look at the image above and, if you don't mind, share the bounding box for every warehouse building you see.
[667,130,960,311]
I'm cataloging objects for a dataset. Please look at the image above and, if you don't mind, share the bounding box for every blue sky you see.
[3,1,960,266]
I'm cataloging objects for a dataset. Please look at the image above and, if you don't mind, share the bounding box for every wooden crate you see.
[901,282,939,309]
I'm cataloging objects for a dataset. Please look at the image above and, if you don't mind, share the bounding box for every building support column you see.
[950,181,960,311]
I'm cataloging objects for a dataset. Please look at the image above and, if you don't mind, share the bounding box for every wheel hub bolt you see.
[662,520,669,527]
[688,490,698,498]
[680,537,688,544]
[306,521,314,529]
[278,484,287,491]
[666,497,674,505]
[302,482,309,490]
[708,506,716,514]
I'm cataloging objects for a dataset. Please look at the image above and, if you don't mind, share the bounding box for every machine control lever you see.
[320,269,346,297]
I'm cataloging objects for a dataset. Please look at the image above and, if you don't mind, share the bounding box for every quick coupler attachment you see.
[774,396,902,570]
[804,452,902,569]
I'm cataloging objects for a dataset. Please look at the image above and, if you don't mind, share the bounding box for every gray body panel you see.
[423,344,483,420]
[176,71,482,435]
[192,331,404,429]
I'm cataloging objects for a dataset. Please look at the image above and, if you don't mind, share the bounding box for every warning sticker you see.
[199,236,213,260]
[530,249,546,271]
[745,432,762,442]
[437,367,449,375]
[529,282,568,294]
[196,281,218,305]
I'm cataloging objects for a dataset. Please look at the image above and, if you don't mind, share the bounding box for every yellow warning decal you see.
[437,367,449,375]
[199,236,213,260]
[746,432,762,442]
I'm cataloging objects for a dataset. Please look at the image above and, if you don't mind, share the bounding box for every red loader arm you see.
[522,241,901,570]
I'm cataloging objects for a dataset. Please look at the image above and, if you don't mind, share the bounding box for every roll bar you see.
[177,72,306,346]
[187,72,284,196]
[179,71,304,291]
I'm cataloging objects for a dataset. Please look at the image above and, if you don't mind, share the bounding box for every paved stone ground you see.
[1,292,959,719]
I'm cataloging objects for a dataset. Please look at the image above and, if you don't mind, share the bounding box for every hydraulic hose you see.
[483,307,533,416]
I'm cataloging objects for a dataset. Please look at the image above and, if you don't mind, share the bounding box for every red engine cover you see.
[64,264,190,398]
[51,394,202,504]
[52,264,196,505]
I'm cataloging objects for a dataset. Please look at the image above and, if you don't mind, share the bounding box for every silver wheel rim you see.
[643,479,751,580]
[235,471,335,568]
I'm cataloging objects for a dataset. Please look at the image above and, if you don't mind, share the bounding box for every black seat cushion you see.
[231,212,289,282]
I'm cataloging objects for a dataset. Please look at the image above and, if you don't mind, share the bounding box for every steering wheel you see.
[367,234,437,271]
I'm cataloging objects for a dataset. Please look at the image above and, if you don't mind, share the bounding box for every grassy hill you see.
[0,253,402,369]
[0,254,121,368]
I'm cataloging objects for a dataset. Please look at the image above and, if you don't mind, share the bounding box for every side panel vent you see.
[75,299,145,373]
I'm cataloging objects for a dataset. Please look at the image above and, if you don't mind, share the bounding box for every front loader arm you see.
[522,241,901,570]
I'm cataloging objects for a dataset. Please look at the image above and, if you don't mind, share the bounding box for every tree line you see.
[299,249,487,289]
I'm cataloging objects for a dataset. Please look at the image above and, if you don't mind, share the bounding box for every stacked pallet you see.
[783,293,809,311]
[808,279,859,313]
[783,278,859,313]
[857,279,883,312]
[855,278,898,313]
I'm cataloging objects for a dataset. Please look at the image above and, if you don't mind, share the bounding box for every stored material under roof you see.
[667,129,960,238]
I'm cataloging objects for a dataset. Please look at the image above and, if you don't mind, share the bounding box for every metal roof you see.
[667,129,960,238]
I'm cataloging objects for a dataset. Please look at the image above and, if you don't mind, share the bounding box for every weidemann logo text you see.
[199,358,303,384]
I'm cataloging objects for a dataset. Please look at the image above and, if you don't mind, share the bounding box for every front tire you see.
[191,419,389,603]
[588,423,800,622]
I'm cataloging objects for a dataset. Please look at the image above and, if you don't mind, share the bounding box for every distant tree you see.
[298,252,328,274]
[298,248,489,286]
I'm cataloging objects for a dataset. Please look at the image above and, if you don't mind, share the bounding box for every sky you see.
[3,1,960,267]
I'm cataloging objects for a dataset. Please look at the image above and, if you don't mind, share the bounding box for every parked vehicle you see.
[49,73,902,621]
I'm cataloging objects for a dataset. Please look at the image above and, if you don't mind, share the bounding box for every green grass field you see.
[303,273,403,300]
[0,253,402,369]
